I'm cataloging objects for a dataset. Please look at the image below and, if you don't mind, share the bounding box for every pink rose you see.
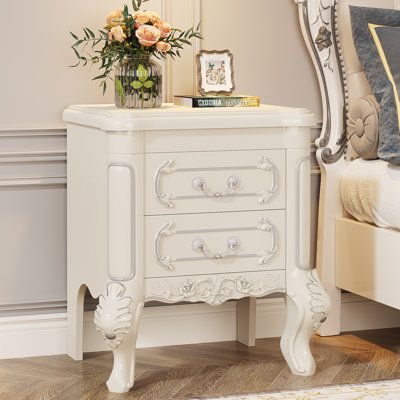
[135,25,161,47]
[154,21,172,38]
[106,10,124,27]
[109,25,126,43]
[156,41,172,53]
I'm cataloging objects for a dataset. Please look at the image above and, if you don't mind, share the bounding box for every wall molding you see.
[1,293,400,359]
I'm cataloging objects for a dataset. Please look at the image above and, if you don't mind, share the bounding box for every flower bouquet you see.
[70,0,202,108]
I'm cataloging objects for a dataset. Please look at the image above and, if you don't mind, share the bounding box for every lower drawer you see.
[144,210,285,278]
[144,270,286,305]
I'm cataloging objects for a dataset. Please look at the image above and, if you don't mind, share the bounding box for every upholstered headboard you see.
[295,0,400,336]
[295,0,400,164]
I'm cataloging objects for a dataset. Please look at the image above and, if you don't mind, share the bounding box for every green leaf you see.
[136,64,148,82]
[93,73,107,80]
[143,80,154,88]
[72,47,81,59]
[70,31,78,40]
[115,78,125,98]
[86,28,95,38]
[131,80,143,89]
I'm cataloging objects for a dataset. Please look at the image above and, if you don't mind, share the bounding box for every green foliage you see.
[115,78,125,104]
[69,1,202,94]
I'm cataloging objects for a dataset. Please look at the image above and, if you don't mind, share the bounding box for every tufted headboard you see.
[294,0,400,335]
[295,0,400,165]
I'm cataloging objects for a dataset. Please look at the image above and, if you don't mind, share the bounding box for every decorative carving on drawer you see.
[94,282,133,349]
[155,160,176,208]
[257,156,278,204]
[154,222,175,271]
[154,218,278,271]
[145,272,285,306]
[154,155,279,208]
[257,217,278,265]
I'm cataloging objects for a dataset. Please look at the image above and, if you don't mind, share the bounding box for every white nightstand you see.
[64,104,330,393]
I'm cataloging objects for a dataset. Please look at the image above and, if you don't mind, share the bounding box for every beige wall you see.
[0,0,321,130]
[0,0,162,129]
[201,0,322,119]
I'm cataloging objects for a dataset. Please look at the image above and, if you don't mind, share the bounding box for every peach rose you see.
[134,11,150,25]
[154,21,171,38]
[156,41,172,52]
[106,10,124,27]
[146,11,162,23]
[135,24,161,47]
[109,25,126,43]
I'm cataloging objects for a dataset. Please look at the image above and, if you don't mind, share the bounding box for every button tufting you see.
[355,118,365,137]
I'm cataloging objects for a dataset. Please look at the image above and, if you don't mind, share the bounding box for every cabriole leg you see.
[281,269,330,375]
[94,281,143,393]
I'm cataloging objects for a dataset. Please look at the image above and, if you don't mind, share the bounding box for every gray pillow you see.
[350,6,400,164]
[370,25,400,163]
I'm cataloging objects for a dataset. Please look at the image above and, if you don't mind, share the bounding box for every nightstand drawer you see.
[144,210,285,278]
[144,150,285,215]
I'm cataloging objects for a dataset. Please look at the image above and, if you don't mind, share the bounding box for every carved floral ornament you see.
[307,269,331,330]
[145,273,285,306]
[94,282,133,348]
[315,26,332,50]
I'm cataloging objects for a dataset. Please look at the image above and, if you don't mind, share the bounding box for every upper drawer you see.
[145,150,285,215]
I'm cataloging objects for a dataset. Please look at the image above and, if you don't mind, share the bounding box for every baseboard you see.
[1,294,400,359]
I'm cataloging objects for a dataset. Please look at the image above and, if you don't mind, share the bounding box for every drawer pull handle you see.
[257,156,278,204]
[192,176,241,197]
[192,237,241,259]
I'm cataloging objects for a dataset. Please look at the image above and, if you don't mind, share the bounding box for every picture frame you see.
[196,50,235,96]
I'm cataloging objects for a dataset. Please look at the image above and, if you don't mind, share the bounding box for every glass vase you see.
[114,55,162,109]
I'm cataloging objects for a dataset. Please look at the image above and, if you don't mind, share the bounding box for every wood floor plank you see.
[1,329,400,399]
[173,364,230,399]
[268,351,349,391]
[330,351,376,384]
[360,349,399,382]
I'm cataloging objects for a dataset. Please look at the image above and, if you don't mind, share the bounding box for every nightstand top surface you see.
[63,103,316,132]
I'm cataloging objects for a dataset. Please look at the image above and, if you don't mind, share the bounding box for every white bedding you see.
[340,158,400,230]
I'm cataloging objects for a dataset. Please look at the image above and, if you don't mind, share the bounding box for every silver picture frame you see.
[196,50,235,96]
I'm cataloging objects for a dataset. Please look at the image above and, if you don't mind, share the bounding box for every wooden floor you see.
[2,328,400,400]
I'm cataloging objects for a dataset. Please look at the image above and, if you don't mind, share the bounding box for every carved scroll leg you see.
[107,301,143,393]
[94,282,144,393]
[280,269,330,376]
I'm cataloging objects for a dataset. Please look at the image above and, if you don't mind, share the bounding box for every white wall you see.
[0,0,321,315]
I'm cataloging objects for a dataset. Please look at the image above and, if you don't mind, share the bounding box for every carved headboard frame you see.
[296,0,348,164]
[295,0,349,336]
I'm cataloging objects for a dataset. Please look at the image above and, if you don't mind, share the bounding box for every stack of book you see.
[174,95,260,108]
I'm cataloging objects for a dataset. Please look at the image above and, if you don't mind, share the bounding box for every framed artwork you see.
[196,50,235,95]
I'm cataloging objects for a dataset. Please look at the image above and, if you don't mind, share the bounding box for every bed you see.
[295,0,400,335]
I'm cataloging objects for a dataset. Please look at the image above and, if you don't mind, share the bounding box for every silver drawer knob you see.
[192,236,241,259]
[192,175,241,197]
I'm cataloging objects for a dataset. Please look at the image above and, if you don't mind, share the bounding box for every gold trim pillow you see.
[369,24,400,163]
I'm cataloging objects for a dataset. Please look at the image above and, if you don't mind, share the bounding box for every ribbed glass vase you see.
[114,55,162,109]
